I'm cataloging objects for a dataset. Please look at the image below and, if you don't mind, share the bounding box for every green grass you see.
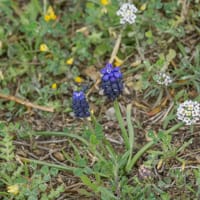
[0,0,200,199]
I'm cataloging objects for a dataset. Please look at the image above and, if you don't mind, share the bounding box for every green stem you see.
[29,131,89,146]
[126,104,134,170]
[126,140,154,172]
[0,192,8,196]
[164,122,184,135]
[114,100,129,149]
[21,157,108,178]
[21,157,75,171]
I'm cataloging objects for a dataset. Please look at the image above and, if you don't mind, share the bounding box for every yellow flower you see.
[87,109,94,121]
[39,44,49,52]
[44,15,51,22]
[101,0,109,6]
[90,109,94,115]
[114,56,123,66]
[66,57,74,65]
[51,83,57,89]
[44,6,57,22]
[74,76,84,83]
[140,3,147,11]
[7,184,19,195]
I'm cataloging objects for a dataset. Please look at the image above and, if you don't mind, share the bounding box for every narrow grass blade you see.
[126,104,134,171]
[114,100,129,149]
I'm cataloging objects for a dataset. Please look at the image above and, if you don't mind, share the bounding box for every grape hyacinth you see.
[72,91,90,118]
[116,3,137,24]
[100,63,123,100]
[176,100,200,125]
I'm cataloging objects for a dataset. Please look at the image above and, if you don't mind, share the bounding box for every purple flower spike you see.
[72,91,90,118]
[100,63,123,100]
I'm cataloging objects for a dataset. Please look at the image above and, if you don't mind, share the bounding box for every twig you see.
[43,0,47,14]
[160,102,174,122]
[36,139,68,144]
[109,33,122,64]
[86,78,101,97]
[105,134,123,145]
[172,165,199,169]
[0,93,54,112]
[180,0,190,22]
[14,141,50,151]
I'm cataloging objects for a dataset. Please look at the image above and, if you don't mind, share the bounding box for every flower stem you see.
[164,122,184,135]
[19,157,108,177]
[29,131,89,146]
[21,157,75,171]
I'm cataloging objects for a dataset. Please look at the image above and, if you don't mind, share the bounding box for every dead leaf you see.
[83,66,100,82]
[133,100,149,111]
[53,152,65,161]
[177,79,188,84]
[105,107,116,121]
[161,97,169,107]
[76,26,89,36]
[189,90,198,97]
[195,155,200,163]
[147,106,161,116]
[130,60,141,67]
[181,161,186,171]
[157,159,163,170]
[170,89,175,96]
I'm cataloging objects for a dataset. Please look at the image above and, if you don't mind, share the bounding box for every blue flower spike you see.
[100,63,123,100]
[72,91,90,118]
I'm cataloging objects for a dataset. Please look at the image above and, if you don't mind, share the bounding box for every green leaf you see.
[73,168,84,177]
[50,168,59,176]
[145,30,153,38]
[24,0,41,20]
[41,166,49,175]
[80,175,98,192]
[39,183,47,192]
[114,100,129,149]
[99,187,117,200]
[94,121,104,141]
[90,134,98,145]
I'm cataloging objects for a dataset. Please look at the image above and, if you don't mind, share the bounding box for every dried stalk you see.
[0,93,54,112]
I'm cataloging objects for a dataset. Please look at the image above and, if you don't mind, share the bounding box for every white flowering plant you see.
[1,0,200,200]
[154,72,173,86]
[116,3,138,24]
[177,100,200,125]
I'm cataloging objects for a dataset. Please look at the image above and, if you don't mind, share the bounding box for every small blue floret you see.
[100,63,123,100]
[72,91,90,118]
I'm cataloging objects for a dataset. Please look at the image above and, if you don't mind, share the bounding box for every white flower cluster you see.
[116,3,137,24]
[155,72,173,86]
[177,100,200,125]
